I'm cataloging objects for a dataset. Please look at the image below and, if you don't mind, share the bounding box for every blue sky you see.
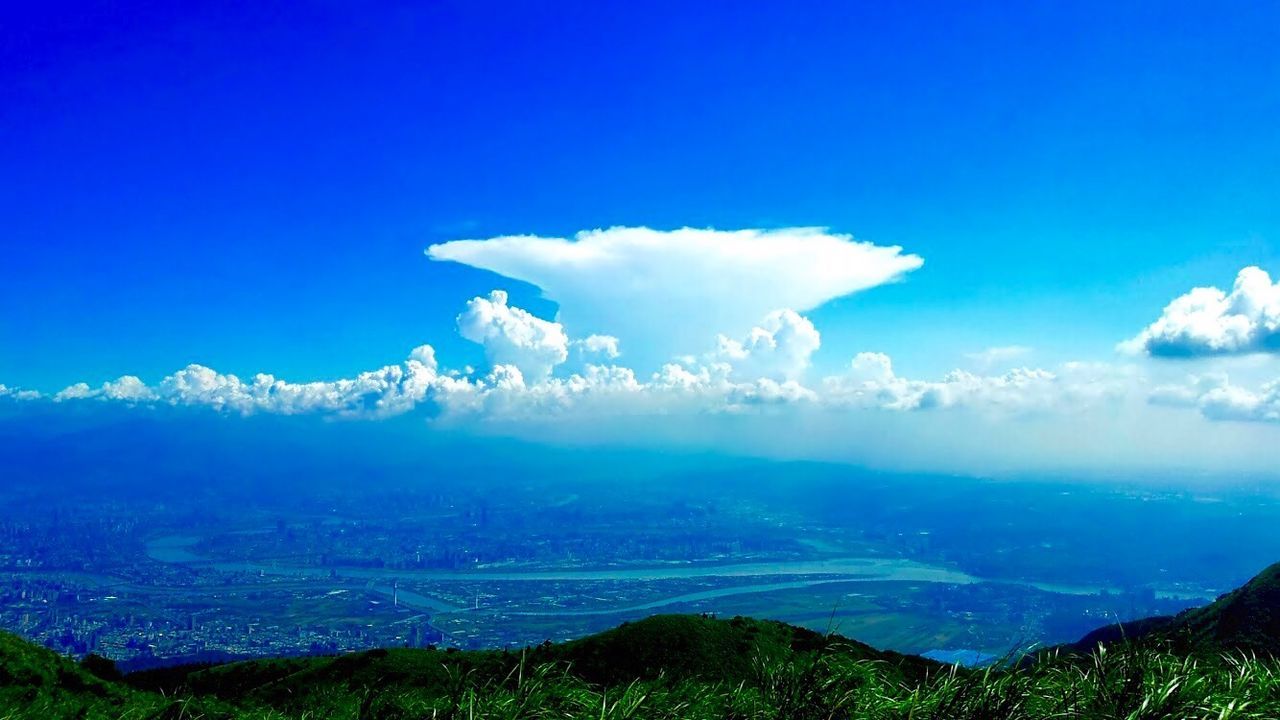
[3,2,1280,474]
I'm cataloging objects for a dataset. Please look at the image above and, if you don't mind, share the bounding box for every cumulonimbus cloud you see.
[1122,266,1280,357]
[427,226,923,370]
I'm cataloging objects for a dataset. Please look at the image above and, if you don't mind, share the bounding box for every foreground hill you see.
[8,564,1280,719]
[120,615,936,713]
[2,615,940,719]
[0,630,189,719]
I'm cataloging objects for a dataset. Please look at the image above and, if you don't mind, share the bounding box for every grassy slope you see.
[0,631,226,719]
[1073,561,1280,657]
[115,615,938,717]
[1160,561,1280,653]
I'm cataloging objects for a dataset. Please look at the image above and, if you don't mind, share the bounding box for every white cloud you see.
[102,375,157,402]
[727,378,818,408]
[1149,373,1228,408]
[47,346,441,417]
[1123,266,1280,357]
[24,276,1280,476]
[16,390,41,401]
[1150,373,1280,424]
[1,385,42,401]
[1199,382,1280,423]
[712,309,821,381]
[576,334,621,360]
[53,383,95,402]
[822,353,1131,414]
[427,226,922,369]
[53,376,156,403]
[457,290,568,380]
[31,281,1270,443]
[156,365,255,413]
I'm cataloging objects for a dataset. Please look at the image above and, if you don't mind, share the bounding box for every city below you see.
[5,454,1274,671]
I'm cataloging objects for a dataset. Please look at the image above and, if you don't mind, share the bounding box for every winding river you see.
[144,535,1215,616]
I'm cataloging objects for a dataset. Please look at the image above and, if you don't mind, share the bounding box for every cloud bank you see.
[1151,373,1280,424]
[1124,266,1280,357]
[9,282,1154,430]
[28,290,1141,422]
[13,283,1278,433]
[427,226,922,369]
[9,241,1280,475]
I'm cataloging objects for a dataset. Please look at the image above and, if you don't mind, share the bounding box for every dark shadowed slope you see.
[4,614,941,718]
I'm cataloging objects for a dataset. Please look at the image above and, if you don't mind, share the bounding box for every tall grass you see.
[6,643,1280,719]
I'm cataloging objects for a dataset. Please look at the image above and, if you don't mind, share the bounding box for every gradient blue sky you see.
[3,3,1279,411]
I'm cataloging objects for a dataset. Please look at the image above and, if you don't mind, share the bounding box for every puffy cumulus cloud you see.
[822,354,1133,414]
[712,310,820,381]
[24,261,1280,474]
[53,346,440,418]
[35,279,1279,468]
[104,376,156,401]
[575,334,621,360]
[431,363,657,420]
[0,385,42,401]
[427,226,921,369]
[1123,266,1280,357]
[1150,373,1280,424]
[41,343,1140,424]
[457,290,568,380]
[54,376,156,403]
[53,383,95,402]
[1201,381,1280,423]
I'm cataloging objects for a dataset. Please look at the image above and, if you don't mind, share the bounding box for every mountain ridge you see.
[1069,560,1280,656]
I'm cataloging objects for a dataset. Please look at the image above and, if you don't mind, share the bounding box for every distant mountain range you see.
[6,562,1280,719]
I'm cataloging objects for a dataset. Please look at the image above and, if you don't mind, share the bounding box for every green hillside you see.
[0,630,217,719]
[8,565,1280,720]
[1074,560,1280,657]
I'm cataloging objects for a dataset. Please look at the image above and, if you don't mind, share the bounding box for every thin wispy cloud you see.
[965,345,1033,370]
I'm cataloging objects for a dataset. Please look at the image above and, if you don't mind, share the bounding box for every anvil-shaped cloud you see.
[427,226,923,370]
